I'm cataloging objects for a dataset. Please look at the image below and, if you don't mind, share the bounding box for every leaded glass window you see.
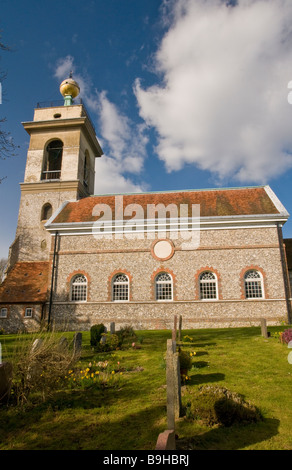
[199,271,217,300]
[244,270,263,298]
[71,274,87,302]
[155,272,173,301]
[112,274,129,301]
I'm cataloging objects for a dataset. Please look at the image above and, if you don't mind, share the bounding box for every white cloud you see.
[135,0,292,184]
[54,56,148,194]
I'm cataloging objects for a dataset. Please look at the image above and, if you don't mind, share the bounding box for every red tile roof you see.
[0,261,50,304]
[51,186,280,224]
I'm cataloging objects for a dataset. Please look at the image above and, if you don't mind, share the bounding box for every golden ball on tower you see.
[59,77,80,98]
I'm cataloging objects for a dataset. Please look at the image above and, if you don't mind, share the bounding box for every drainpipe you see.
[277,223,292,324]
[48,231,58,330]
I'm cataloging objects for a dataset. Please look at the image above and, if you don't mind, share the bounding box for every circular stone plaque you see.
[152,240,174,261]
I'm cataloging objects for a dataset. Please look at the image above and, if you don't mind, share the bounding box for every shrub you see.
[179,350,193,371]
[90,324,106,347]
[97,333,120,352]
[10,333,77,405]
[281,329,292,344]
[184,385,262,427]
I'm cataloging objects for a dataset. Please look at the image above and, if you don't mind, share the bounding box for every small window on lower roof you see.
[24,307,33,318]
[0,308,7,318]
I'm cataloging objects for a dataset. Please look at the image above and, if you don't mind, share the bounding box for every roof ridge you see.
[90,185,266,198]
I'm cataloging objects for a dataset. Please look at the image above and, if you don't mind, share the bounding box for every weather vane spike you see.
[69,70,73,78]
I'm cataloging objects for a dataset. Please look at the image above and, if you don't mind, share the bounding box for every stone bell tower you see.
[8,75,103,267]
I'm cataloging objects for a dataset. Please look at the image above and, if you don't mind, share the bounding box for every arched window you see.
[199,271,218,300]
[112,273,129,301]
[41,203,52,221]
[42,139,63,180]
[71,274,87,302]
[83,150,90,187]
[244,270,264,299]
[155,272,173,301]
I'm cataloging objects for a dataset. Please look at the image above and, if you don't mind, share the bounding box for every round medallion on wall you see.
[151,239,174,261]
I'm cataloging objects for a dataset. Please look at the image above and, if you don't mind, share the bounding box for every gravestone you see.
[166,339,182,430]
[31,338,43,354]
[59,337,69,351]
[73,332,82,357]
[0,362,13,404]
[172,315,177,342]
[288,340,292,365]
[178,315,182,341]
[110,322,115,334]
[260,319,268,338]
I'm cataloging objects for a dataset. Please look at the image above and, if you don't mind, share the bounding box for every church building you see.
[0,77,291,333]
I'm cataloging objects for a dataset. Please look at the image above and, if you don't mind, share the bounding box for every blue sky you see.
[1,0,292,259]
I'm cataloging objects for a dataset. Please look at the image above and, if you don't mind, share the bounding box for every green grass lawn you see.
[0,325,291,450]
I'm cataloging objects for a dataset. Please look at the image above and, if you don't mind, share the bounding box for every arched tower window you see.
[112,273,129,301]
[41,203,52,221]
[155,272,173,301]
[41,139,63,180]
[199,271,218,300]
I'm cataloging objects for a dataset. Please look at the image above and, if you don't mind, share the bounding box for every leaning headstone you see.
[166,339,181,430]
[31,338,43,354]
[166,341,176,430]
[178,315,182,341]
[59,336,69,351]
[0,362,13,404]
[172,315,177,342]
[260,319,268,338]
[73,332,82,357]
[110,322,115,334]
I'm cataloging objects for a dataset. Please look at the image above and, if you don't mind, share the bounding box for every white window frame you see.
[70,274,88,302]
[199,271,218,300]
[244,270,264,299]
[155,272,173,301]
[112,273,129,302]
[0,307,8,318]
[24,307,33,318]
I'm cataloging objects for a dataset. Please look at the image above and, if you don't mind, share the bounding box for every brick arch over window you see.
[66,270,91,302]
[107,269,133,301]
[194,267,222,300]
[150,267,177,301]
[239,266,268,299]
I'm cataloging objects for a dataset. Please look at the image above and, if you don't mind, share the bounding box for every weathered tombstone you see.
[0,362,13,404]
[31,338,43,354]
[166,339,182,430]
[110,322,115,334]
[172,315,177,342]
[288,340,292,365]
[73,332,82,357]
[178,315,182,341]
[260,318,268,338]
[59,336,69,351]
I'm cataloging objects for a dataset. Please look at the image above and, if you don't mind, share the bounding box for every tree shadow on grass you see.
[0,401,166,450]
[176,418,280,450]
